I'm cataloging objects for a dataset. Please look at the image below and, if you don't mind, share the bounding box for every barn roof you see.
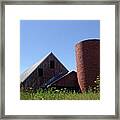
[20,52,68,82]
[43,71,77,88]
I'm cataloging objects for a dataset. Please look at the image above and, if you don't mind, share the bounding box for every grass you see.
[20,88,100,100]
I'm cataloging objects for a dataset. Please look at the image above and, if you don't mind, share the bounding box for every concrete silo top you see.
[75,38,100,46]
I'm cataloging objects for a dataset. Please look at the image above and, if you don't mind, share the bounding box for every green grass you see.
[20,88,100,100]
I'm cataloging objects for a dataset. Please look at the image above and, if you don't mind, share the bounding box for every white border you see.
[5,5,115,115]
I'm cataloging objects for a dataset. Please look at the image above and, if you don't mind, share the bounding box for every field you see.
[20,88,100,100]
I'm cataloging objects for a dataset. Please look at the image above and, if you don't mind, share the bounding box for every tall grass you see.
[20,88,100,100]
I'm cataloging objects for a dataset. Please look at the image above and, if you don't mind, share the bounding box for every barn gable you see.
[20,52,69,89]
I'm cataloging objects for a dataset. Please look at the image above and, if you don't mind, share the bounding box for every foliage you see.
[94,75,100,92]
[87,75,100,93]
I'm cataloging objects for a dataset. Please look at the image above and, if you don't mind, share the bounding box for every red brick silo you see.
[75,39,100,92]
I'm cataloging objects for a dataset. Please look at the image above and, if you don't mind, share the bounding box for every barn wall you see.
[23,53,68,89]
[52,71,80,89]
[75,40,100,92]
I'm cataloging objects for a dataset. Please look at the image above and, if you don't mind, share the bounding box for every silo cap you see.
[75,38,100,46]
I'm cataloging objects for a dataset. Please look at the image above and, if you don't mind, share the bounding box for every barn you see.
[20,39,100,92]
[20,52,80,90]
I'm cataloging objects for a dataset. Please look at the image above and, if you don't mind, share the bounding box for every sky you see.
[20,20,100,74]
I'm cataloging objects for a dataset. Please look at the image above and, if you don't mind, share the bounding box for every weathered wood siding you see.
[22,53,68,89]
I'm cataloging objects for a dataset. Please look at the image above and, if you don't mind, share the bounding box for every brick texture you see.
[75,40,100,92]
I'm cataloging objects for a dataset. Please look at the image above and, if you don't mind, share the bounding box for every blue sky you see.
[20,20,100,74]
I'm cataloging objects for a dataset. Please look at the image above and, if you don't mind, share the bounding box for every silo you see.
[75,39,100,92]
